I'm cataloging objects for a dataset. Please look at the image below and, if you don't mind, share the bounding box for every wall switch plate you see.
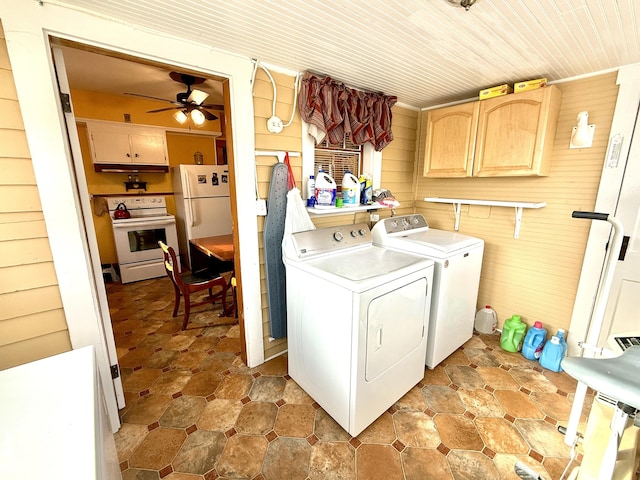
[256,199,267,216]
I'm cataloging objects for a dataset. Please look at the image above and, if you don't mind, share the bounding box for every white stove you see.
[107,196,179,283]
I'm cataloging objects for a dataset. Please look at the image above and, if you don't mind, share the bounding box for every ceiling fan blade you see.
[187,88,209,105]
[146,106,180,113]
[124,92,178,104]
[199,108,219,121]
[200,103,225,110]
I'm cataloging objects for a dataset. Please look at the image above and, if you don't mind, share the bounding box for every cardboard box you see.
[514,78,547,93]
[479,84,513,100]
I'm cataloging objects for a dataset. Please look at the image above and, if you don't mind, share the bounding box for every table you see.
[189,234,236,317]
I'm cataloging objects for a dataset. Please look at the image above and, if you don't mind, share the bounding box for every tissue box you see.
[514,78,547,93]
[479,84,513,100]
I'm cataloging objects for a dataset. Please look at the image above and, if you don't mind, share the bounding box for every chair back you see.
[158,241,181,286]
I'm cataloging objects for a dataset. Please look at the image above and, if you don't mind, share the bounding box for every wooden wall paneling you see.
[0,25,71,369]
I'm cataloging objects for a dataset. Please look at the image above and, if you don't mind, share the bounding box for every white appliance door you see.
[184,196,233,239]
[181,164,230,199]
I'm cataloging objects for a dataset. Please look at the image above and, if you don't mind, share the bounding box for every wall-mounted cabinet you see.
[86,120,169,171]
[423,86,562,178]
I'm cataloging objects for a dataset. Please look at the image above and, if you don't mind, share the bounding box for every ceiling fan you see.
[125,72,223,125]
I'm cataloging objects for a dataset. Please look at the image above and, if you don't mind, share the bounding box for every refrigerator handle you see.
[188,198,196,227]
[183,170,192,198]
[183,170,196,227]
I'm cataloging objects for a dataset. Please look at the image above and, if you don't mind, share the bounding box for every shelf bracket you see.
[452,203,461,231]
[514,206,523,239]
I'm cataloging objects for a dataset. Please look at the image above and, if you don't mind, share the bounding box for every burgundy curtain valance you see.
[298,71,397,151]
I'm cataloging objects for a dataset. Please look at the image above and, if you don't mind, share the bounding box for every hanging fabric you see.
[283,152,296,191]
[298,71,397,151]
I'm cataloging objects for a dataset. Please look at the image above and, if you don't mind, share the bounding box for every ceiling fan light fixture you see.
[174,110,188,124]
[190,109,206,126]
[445,0,478,10]
[188,89,209,105]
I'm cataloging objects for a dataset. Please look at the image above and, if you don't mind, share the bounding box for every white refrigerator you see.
[172,164,233,268]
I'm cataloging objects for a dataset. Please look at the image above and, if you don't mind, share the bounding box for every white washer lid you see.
[288,245,433,292]
[382,229,483,258]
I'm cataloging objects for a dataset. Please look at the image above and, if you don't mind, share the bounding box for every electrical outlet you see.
[267,116,283,133]
[370,213,380,222]
[256,199,267,216]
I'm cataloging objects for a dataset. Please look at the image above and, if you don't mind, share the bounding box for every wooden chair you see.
[158,241,228,330]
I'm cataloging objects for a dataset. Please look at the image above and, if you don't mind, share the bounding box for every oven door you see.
[112,216,178,265]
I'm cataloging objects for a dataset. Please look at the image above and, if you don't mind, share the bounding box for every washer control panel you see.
[382,214,429,234]
[292,223,371,258]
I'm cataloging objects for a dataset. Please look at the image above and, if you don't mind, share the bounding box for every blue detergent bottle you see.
[522,321,547,361]
[556,329,568,357]
[540,335,564,372]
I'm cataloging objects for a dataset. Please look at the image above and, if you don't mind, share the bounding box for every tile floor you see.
[109,276,593,480]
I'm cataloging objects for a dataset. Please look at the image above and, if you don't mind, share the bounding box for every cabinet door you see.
[474,86,561,177]
[423,102,479,177]
[89,128,132,164]
[129,132,167,165]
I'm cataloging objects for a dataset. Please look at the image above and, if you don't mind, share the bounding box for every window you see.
[302,122,381,198]
[313,136,361,181]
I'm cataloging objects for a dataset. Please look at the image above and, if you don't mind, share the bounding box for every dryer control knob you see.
[350,230,358,237]
[358,229,367,236]
[411,216,420,225]
[333,232,344,242]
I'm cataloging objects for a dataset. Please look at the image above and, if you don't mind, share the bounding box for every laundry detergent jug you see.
[521,321,547,360]
[500,315,527,353]
[314,168,337,208]
[474,305,497,334]
[341,171,360,206]
[540,336,564,372]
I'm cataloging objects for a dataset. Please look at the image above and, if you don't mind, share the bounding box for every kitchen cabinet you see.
[87,120,168,167]
[423,101,479,178]
[423,86,561,178]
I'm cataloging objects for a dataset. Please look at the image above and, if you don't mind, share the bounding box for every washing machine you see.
[372,214,483,369]
[283,223,434,437]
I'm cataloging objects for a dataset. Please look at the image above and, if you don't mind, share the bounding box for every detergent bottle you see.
[341,171,360,206]
[540,335,564,372]
[521,321,547,360]
[500,315,527,352]
[314,168,337,208]
[556,329,568,357]
[474,305,497,334]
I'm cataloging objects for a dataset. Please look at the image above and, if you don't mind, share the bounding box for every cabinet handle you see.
[134,153,139,158]
[126,153,130,157]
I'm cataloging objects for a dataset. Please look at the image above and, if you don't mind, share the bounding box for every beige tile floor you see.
[108,276,592,480]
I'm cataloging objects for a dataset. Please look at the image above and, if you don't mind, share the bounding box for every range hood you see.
[93,163,169,173]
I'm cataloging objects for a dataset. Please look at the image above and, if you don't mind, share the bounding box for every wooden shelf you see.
[423,197,546,238]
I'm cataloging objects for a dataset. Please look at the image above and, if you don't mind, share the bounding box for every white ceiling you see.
[55,0,640,109]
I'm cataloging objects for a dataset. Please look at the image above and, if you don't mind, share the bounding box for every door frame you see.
[1,2,265,430]
[568,63,640,355]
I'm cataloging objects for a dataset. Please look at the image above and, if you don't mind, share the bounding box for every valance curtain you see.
[298,71,397,151]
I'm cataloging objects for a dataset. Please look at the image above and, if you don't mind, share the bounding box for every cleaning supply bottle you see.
[521,321,547,360]
[540,335,564,372]
[341,171,360,206]
[500,315,527,352]
[314,168,337,208]
[306,175,315,206]
[474,305,497,334]
[556,329,568,357]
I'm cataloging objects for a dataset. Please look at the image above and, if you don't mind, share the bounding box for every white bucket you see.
[341,172,360,206]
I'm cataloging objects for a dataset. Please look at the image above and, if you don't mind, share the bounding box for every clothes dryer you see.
[372,214,483,369]
[284,223,434,436]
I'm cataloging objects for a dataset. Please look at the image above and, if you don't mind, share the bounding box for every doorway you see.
[52,38,246,372]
